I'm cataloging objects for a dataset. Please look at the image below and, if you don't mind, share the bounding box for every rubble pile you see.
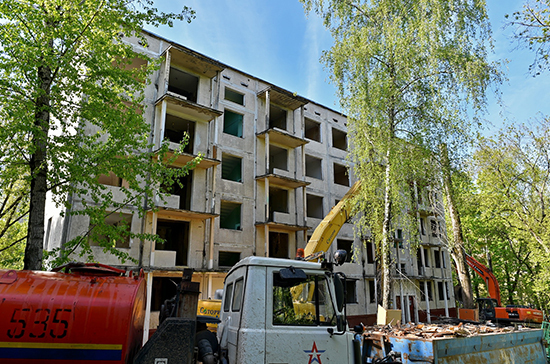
[364,322,530,339]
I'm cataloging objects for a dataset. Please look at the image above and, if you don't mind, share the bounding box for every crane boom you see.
[464,253,502,307]
[304,181,361,258]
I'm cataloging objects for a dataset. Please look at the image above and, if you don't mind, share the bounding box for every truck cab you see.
[217,256,356,364]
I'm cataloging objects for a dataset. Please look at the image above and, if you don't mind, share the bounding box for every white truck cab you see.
[217,256,356,364]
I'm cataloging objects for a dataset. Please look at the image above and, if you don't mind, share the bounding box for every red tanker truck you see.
[0,263,146,364]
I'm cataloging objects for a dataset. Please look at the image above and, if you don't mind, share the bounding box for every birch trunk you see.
[440,144,475,309]
[24,64,52,270]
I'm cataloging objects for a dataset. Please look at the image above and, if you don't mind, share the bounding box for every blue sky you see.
[146,0,550,137]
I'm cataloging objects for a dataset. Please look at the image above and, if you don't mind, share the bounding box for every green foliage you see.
[0,0,196,269]
[0,150,29,269]
[508,0,550,76]
[0,218,26,269]
[301,0,499,305]
[463,120,550,313]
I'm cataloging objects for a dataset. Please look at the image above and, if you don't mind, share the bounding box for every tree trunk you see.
[24,64,52,270]
[381,148,392,308]
[440,144,475,309]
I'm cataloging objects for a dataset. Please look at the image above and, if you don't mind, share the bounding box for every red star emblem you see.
[303,341,325,364]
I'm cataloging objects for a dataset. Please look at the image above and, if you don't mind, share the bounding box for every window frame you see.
[232,278,244,312]
[223,109,244,138]
[224,87,245,105]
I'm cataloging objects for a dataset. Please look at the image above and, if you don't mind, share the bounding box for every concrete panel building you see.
[44,30,455,337]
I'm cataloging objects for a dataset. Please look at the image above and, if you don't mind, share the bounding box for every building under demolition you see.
[44,30,455,339]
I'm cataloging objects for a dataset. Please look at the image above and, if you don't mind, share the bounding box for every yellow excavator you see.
[303,181,361,260]
[197,181,362,330]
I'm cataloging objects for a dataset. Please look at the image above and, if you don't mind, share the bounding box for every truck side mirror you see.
[334,250,347,266]
[333,273,345,312]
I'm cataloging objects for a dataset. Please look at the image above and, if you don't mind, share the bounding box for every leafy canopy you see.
[0,0,196,268]
[301,0,499,306]
[508,0,550,76]
[302,0,498,233]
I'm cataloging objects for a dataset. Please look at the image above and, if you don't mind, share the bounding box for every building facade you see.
[44,30,455,338]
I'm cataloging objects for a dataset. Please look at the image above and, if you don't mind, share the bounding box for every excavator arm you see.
[304,181,361,259]
[464,253,502,307]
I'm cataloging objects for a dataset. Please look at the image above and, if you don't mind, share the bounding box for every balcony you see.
[256,128,308,149]
[257,85,308,111]
[156,93,222,123]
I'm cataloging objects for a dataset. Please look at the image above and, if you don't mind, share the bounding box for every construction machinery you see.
[304,180,361,259]
[1,257,548,363]
[196,180,362,327]
[1,180,547,363]
[465,253,544,325]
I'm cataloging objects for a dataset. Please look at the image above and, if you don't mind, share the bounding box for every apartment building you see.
[44,30,455,335]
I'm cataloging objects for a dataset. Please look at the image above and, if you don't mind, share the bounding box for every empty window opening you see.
[434,250,442,268]
[269,104,287,130]
[337,239,354,263]
[223,110,243,137]
[333,163,350,186]
[394,229,403,248]
[420,281,434,301]
[151,277,179,311]
[368,280,376,303]
[269,187,289,215]
[160,169,193,210]
[156,220,190,266]
[89,213,132,249]
[98,171,124,187]
[332,128,347,151]
[219,251,241,267]
[366,241,375,264]
[417,248,423,272]
[269,145,288,172]
[424,248,430,267]
[269,232,289,258]
[220,201,242,230]
[222,154,242,182]
[305,118,321,142]
[307,194,324,219]
[164,114,195,153]
[438,282,445,301]
[168,67,198,103]
[224,87,244,105]
[346,280,357,304]
[305,155,322,179]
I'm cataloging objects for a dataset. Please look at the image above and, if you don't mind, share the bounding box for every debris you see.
[362,321,525,339]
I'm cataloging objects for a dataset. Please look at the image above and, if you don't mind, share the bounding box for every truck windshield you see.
[272,273,336,326]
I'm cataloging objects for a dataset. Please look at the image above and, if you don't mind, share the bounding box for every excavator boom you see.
[464,253,502,306]
[465,253,544,324]
[304,181,361,258]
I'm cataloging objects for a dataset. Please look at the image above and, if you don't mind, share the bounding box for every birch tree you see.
[509,0,550,76]
[0,0,195,270]
[301,0,499,308]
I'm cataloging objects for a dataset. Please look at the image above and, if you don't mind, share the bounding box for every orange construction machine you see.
[465,253,544,325]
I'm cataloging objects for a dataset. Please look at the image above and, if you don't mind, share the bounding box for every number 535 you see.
[7,308,72,339]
